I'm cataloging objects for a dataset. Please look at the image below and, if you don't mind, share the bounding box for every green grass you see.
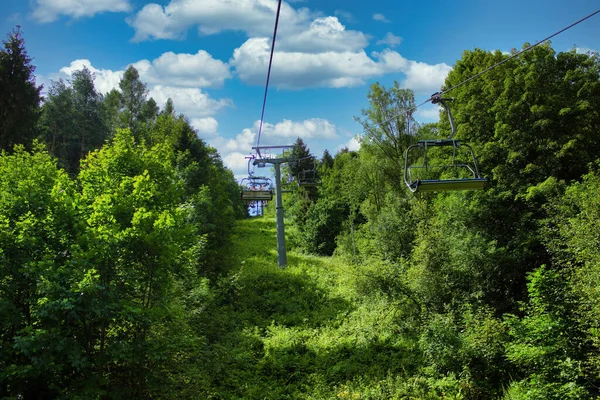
[189,216,463,399]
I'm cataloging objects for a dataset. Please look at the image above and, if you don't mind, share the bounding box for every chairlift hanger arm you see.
[431,93,456,139]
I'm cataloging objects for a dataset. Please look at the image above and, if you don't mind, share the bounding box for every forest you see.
[1,26,600,399]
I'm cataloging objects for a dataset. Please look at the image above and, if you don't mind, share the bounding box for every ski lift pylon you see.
[404,94,488,193]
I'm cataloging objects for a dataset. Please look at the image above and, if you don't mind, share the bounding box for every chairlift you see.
[404,95,487,193]
[240,176,273,203]
[297,161,321,187]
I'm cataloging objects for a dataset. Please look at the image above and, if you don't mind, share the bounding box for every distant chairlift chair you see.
[241,176,274,205]
[297,163,321,187]
[404,95,488,193]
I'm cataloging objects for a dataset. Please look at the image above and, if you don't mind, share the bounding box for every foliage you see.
[0,26,42,151]
[298,198,347,256]
[2,30,600,399]
[39,67,109,174]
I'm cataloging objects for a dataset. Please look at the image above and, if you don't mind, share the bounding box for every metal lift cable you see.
[365,8,600,133]
[255,0,283,157]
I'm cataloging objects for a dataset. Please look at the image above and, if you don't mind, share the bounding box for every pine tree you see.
[0,26,42,151]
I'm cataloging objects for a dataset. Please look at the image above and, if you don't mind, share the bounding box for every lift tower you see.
[252,145,294,268]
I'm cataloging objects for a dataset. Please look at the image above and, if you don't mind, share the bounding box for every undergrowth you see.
[189,216,466,399]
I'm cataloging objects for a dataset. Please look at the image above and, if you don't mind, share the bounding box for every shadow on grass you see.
[191,217,426,399]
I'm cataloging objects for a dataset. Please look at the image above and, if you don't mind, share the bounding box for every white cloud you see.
[59,59,123,94]
[262,118,339,141]
[376,50,452,93]
[148,86,231,117]
[31,0,130,23]
[278,16,368,53]
[576,47,598,55]
[402,60,452,94]
[232,41,451,92]
[337,135,361,152]
[377,32,402,47]
[55,48,233,117]
[232,38,379,89]
[131,51,231,88]
[209,118,339,176]
[129,1,366,55]
[128,0,312,42]
[415,105,441,121]
[191,117,219,138]
[334,10,354,23]
[372,13,390,23]
[54,58,232,139]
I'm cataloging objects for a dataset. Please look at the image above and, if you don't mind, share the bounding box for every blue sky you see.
[1,0,599,178]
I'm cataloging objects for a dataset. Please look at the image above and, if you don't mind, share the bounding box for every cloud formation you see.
[131,51,231,88]
[372,13,390,23]
[209,118,339,176]
[377,32,402,47]
[127,0,450,93]
[232,40,451,92]
[128,0,312,42]
[31,0,130,23]
[55,56,232,133]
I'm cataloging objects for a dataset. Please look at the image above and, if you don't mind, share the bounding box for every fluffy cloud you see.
[31,0,130,22]
[59,59,123,94]
[377,32,402,47]
[337,135,361,152]
[55,58,231,135]
[278,16,368,53]
[128,0,312,42]
[129,1,366,55]
[209,118,338,176]
[58,48,231,93]
[192,117,220,138]
[576,47,598,55]
[131,51,230,88]
[261,118,338,141]
[148,86,231,117]
[372,13,390,23]
[375,50,452,93]
[232,40,451,92]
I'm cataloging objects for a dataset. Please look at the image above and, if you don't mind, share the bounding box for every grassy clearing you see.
[192,216,461,399]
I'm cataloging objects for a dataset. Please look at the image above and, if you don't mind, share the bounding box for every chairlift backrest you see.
[297,160,321,187]
[403,95,487,193]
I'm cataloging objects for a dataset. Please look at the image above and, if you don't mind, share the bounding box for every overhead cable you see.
[364,8,600,133]
[255,0,283,158]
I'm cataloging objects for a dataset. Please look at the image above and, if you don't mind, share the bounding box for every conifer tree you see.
[0,26,42,151]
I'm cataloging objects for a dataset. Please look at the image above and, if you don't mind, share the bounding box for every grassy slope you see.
[193,217,461,400]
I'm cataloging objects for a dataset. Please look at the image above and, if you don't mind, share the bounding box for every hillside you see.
[191,216,463,399]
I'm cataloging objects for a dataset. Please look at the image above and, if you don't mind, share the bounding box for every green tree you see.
[162,97,175,116]
[39,67,108,174]
[72,67,108,159]
[119,65,148,136]
[103,88,123,133]
[354,82,418,194]
[0,26,42,151]
[287,137,315,182]
[38,79,77,167]
[321,149,334,170]
[0,144,76,397]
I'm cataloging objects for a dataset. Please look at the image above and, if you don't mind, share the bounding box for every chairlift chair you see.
[404,95,488,193]
[240,176,273,202]
[297,161,321,187]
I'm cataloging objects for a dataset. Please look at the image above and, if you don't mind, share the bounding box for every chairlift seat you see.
[418,139,460,147]
[241,190,273,201]
[409,178,487,193]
